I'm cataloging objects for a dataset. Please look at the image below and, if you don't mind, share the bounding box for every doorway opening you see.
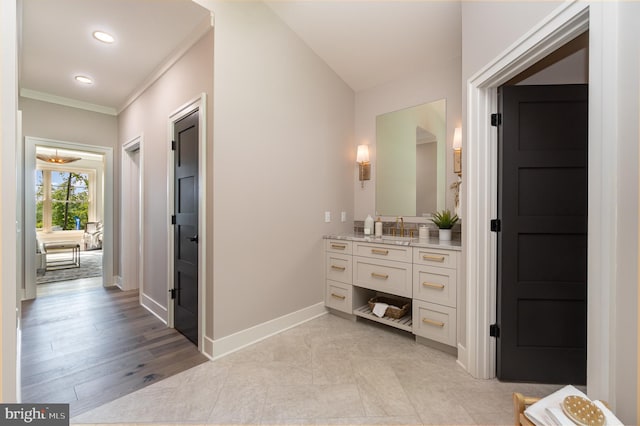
[494,33,589,384]
[24,137,114,300]
[121,136,144,294]
[463,2,592,381]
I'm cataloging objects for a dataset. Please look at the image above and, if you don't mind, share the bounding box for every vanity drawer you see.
[326,239,352,254]
[354,242,412,263]
[325,252,352,284]
[413,300,456,347]
[413,247,458,269]
[353,256,412,298]
[413,265,457,308]
[325,280,352,314]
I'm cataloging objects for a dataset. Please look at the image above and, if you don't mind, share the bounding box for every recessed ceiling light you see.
[93,30,115,44]
[75,75,93,85]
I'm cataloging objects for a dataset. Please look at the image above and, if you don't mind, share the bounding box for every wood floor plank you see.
[21,286,207,417]
[22,330,188,388]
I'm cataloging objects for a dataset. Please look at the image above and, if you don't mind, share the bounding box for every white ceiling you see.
[20,0,212,112]
[19,1,462,113]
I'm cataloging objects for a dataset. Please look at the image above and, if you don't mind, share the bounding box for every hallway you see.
[21,285,207,416]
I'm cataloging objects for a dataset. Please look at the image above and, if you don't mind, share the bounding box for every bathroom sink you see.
[380,236,415,245]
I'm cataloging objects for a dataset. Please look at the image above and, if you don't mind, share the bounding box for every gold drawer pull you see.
[330,293,346,300]
[331,243,347,250]
[371,272,389,279]
[422,282,445,289]
[423,254,445,262]
[422,318,445,327]
[371,248,389,255]
[331,265,346,271]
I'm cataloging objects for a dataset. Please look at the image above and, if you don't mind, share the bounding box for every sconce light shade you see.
[356,144,371,186]
[453,127,462,175]
[453,127,462,151]
[356,144,370,163]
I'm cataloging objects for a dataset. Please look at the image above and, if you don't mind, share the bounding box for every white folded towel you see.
[372,302,388,317]
[595,400,624,426]
[525,385,588,426]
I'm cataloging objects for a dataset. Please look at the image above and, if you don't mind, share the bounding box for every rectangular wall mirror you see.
[376,98,446,217]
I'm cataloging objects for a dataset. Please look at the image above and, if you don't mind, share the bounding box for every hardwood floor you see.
[21,285,208,417]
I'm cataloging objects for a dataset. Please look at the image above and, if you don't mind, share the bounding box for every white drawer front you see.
[412,300,456,346]
[413,247,458,268]
[326,239,352,254]
[353,256,412,298]
[354,242,412,263]
[413,266,457,308]
[325,280,352,314]
[325,252,352,284]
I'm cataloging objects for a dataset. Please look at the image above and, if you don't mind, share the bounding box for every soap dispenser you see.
[375,217,383,237]
[364,214,374,235]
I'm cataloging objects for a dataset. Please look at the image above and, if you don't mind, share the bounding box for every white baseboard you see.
[211,302,328,360]
[141,292,168,324]
[113,275,123,290]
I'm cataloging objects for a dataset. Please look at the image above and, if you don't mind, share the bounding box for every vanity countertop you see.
[324,234,462,251]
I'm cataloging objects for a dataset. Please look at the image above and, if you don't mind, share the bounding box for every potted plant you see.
[431,209,459,241]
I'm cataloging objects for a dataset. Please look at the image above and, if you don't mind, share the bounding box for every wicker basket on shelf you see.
[368,296,410,319]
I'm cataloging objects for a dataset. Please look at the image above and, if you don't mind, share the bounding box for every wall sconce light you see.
[453,127,462,176]
[356,144,370,188]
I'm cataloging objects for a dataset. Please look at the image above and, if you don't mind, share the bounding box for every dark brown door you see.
[173,110,199,345]
[496,84,588,384]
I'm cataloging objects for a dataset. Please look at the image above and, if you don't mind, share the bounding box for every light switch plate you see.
[341,211,347,222]
[324,211,331,223]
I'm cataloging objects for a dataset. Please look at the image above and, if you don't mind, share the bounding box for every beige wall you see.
[118,29,214,326]
[461,1,563,85]
[19,98,118,147]
[354,55,462,220]
[199,0,354,339]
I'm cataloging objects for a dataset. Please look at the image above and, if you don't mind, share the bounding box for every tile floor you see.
[72,313,564,425]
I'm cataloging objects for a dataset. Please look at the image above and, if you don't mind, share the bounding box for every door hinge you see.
[171,215,176,225]
[491,113,502,127]
[489,323,500,337]
[490,219,501,232]
[171,140,176,151]
[169,288,176,299]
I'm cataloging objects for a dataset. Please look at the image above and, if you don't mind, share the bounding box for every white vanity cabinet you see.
[324,236,461,350]
[412,247,459,346]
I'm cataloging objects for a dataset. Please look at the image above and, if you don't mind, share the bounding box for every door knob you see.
[188,235,198,243]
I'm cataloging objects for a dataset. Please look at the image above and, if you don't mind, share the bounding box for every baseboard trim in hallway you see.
[20,286,208,417]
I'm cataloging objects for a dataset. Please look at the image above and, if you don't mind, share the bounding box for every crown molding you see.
[19,88,117,116]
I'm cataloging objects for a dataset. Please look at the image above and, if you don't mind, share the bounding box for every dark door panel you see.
[497,84,588,384]
[173,110,199,345]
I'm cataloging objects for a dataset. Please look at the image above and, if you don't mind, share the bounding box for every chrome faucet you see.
[396,217,404,237]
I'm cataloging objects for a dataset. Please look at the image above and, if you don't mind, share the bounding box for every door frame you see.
[121,135,144,294]
[167,94,207,351]
[24,137,114,298]
[465,0,616,401]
